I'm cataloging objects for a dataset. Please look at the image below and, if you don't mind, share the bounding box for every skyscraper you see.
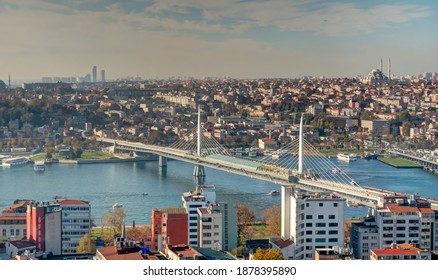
[101,69,106,82]
[92,66,97,83]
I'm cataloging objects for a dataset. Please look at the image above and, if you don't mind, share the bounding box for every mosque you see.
[361,58,392,85]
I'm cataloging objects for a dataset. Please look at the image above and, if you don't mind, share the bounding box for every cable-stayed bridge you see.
[95,110,438,210]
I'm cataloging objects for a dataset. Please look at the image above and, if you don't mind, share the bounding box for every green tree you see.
[76,233,96,254]
[252,248,284,260]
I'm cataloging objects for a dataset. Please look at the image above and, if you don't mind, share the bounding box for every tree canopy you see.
[252,248,284,260]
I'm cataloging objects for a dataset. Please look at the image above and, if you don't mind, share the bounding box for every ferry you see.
[34,161,46,172]
[2,157,30,168]
[268,190,280,196]
[337,153,358,162]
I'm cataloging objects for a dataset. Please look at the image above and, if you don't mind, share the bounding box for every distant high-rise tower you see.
[92,66,97,83]
[388,58,391,80]
[101,69,106,82]
[380,58,382,73]
[8,73,11,92]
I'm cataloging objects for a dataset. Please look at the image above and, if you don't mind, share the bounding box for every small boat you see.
[112,203,123,209]
[268,190,280,196]
[34,161,46,172]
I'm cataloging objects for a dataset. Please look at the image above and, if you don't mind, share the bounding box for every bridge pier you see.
[193,164,205,178]
[158,156,167,167]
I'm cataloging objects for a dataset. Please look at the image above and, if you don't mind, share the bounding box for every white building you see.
[281,186,345,260]
[57,199,91,254]
[197,206,223,250]
[374,194,436,250]
[182,186,216,246]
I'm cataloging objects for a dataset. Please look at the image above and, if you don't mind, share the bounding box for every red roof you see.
[58,200,89,205]
[386,204,418,213]
[97,247,144,260]
[419,207,435,214]
[372,248,420,256]
[273,238,294,249]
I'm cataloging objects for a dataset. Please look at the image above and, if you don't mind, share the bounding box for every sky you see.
[0,0,437,81]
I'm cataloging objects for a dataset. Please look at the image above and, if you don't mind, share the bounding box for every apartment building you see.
[281,186,345,259]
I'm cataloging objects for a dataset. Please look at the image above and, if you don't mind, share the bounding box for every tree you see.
[252,248,284,260]
[126,225,152,240]
[237,203,256,243]
[263,204,281,237]
[103,207,126,235]
[76,233,96,254]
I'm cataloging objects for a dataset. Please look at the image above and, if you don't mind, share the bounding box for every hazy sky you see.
[1,0,437,81]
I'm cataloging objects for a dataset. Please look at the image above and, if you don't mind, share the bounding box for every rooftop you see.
[96,246,144,260]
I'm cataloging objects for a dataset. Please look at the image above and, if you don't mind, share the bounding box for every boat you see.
[34,161,45,172]
[141,192,148,196]
[1,157,30,168]
[112,203,123,209]
[337,153,358,162]
[268,190,280,196]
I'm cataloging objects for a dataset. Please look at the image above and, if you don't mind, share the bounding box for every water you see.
[1,158,438,225]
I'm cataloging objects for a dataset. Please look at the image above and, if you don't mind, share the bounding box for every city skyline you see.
[1,0,437,81]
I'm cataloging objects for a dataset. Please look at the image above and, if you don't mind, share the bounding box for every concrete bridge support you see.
[193,164,205,178]
[158,156,167,167]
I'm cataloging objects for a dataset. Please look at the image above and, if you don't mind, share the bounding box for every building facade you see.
[197,206,223,250]
[151,208,188,251]
[281,186,345,260]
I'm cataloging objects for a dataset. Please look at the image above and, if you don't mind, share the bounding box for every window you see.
[363,236,369,240]
[189,223,197,226]
[329,223,338,227]
[10,229,14,236]
[306,223,312,227]
[329,238,338,243]
[396,220,406,224]
[189,216,198,220]
[306,215,313,220]
[315,238,326,243]
[306,238,312,242]
[319,203,323,207]
[203,233,212,237]
[315,230,326,235]
[333,203,338,207]
[329,230,338,235]
[329,215,335,220]
[189,229,197,232]
[316,223,326,227]
[203,225,211,230]
[15,229,19,236]
[306,203,309,207]
[318,215,324,219]
[306,230,312,235]
[396,233,406,238]
[301,204,305,210]
[396,227,406,231]
[189,235,197,239]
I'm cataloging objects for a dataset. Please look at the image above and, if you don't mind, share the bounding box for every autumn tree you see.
[103,207,126,235]
[76,233,96,254]
[237,203,256,243]
[263,204,281,237]
[126,225,152,240]
[252,248,284,260]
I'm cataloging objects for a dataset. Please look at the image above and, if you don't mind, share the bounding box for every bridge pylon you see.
[193,105,206,178]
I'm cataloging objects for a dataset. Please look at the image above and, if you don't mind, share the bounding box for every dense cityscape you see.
[1,64,438,260]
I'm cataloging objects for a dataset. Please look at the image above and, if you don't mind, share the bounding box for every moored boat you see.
[337,153,358,162]
[34,161,46,172]
[268,190,280,196]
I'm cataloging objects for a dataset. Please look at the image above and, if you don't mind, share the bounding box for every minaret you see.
[388,58,391,80]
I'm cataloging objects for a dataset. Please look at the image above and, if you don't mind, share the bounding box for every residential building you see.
[374,194,436,251]
[95,237,145,260]
[361,119,390,135]
[151,208,188,251]
[92,66,97,83]
[5,240,36,259]
[350,214,379,260]
[0,201,29,241]
[26,198,91,255]
[281,186,345,260]
[57,199,91,254]
[182,186,216,246]
[26,202,62,255]
[315,247,354,260]
[258,138,277,150]
[197,206,223,250]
